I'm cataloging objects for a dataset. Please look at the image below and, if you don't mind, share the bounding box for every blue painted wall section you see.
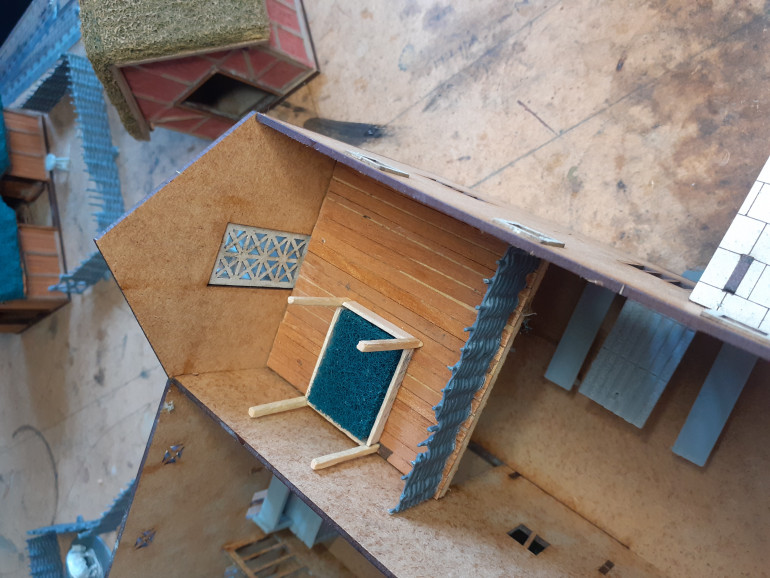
[545,282,615,390]
[673,344,757,467]
[578,300,695,428]
[252,475,336,548]
[0,0,80,105]
[22,54,125,294]
[0,197,25,302]
[392,246,540,513]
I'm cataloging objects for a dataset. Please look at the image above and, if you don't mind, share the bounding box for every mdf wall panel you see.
[97,117,335,376]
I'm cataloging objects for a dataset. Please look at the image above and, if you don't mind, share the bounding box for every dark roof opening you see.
[0,0,33,46]
[508,525,531,546]
[527,535,550,556]
[182,73,276,120]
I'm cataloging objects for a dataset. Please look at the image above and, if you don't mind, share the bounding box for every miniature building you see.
[98,114,770,576]
[79,0,317,141]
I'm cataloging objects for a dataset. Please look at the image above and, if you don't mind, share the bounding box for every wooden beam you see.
[287,296,348,307]
[357,337,423,352]
[367,349,413,446]
[545,283,615,390]
[248,396,307,418]
[672,344,758,466]
[305,306,343,399]
[310,444,380,470]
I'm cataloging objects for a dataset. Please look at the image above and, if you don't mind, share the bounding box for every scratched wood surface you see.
[267,163,512,474]
[271,1,770,277]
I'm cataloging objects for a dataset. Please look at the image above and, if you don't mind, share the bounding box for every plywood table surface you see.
[274,0,770,278]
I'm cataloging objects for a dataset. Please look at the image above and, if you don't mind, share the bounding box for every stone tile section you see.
[690,155,770,332]
[689,282,725,310]
[721,215,765,254]
[719,293,767,328]
[750,227,770,264]
[749,267,770,309]
[748,184,770,222]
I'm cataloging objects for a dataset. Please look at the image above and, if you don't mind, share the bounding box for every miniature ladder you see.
[248,296,422,471]
[223,534,307,578]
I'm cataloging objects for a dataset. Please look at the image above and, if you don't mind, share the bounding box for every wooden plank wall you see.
[267,164,509,474]
[17,225,64,299]
[0,225,67,333]
[2,110,48,181]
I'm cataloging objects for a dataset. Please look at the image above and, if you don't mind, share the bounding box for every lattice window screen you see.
[209,224,310,288]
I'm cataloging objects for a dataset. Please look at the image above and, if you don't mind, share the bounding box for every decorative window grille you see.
[209,224,310,288]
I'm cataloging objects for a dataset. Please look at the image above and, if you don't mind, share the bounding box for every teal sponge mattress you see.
[308,309,402,441]
[0,197,24,302]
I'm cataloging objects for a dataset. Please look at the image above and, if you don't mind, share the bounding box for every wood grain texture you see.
[97,116,336,376]
[17,225,59,255]
[0,224,66,331]
[248,396,307,418]
[268,163,508,473]
[2,110,47,181]
[287,296,347,306]
[357,337,422,352]
[2,110,43,133]
[311,444,380,470]
[16,225,67,301]
[6,130,45,157]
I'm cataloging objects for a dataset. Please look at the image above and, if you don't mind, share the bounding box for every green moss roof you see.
[80,0,269,139]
